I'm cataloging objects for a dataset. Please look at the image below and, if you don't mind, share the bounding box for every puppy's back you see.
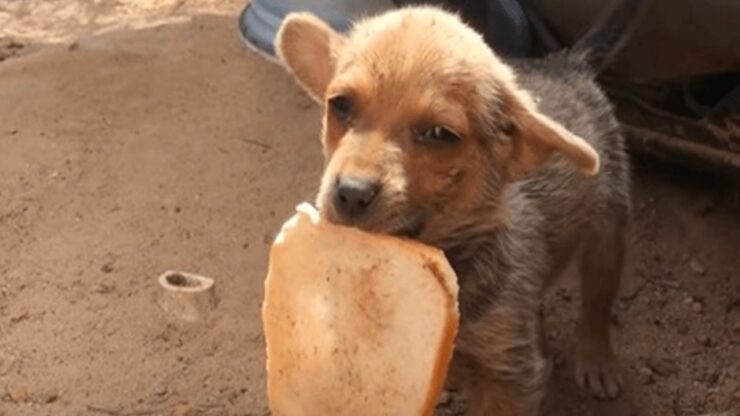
[510,54,630,234]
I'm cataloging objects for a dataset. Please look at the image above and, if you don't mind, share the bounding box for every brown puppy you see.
[275,6,630,415]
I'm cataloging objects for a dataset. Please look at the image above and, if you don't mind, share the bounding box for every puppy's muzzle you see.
[333,176,380,221]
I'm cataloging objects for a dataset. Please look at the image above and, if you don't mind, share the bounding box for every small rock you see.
[646,356,678,377]
[689,258,706,275]
[658,279,681,289]
[93,283,115,294]
[36,389,59,404]
[697,335,712,347]
[101,262,114,274]
[173,403,195,416]
[705,368,721,385]
[692,301,704,314]
[730,393,740,406]
[619,273,646,300]
[637,365,654,385]
[557,288,572,302]
[9,312,29,324]
[7,384,28,403]
[155,386,168,397]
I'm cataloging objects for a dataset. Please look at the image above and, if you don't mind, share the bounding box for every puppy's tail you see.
[569,0,651,73]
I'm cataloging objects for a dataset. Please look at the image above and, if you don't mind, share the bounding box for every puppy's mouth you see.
[321,205,424,240]
[391,220,424,240]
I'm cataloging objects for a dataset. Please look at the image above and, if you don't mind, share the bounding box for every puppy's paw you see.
[575,347,622,399]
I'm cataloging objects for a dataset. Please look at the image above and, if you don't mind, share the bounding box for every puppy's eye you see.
[417,126,460,145]
[328,95,353,124]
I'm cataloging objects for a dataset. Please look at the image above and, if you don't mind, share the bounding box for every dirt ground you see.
[0,2,739,416]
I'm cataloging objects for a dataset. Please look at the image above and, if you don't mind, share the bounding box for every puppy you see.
[275,6,630,415]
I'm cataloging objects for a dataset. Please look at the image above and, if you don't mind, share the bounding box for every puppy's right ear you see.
[275,13,343,101]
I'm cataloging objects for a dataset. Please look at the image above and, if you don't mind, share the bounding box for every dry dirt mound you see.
[0,14,321,415]
[0,0,243,43]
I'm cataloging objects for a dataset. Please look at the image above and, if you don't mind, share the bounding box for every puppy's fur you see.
[276,7,630,415]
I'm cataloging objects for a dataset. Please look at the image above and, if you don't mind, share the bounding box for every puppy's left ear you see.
[275,13,344,101]
[501,90,600,180]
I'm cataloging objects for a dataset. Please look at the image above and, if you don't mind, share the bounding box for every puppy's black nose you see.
[334,177,379,220]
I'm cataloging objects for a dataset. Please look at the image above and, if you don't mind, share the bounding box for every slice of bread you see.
[263,203,459,416]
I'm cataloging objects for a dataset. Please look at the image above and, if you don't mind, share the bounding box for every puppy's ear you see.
[275,13,344,101]
[501,89,600,180]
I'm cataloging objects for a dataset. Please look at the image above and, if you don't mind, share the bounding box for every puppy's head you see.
[276,7,599,247]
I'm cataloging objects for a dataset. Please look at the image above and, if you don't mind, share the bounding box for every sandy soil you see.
[0,2,739,416]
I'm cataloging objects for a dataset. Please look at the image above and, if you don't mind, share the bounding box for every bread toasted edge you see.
[415,252,459,416]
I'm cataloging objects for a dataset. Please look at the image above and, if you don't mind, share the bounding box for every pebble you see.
[7,384,28,403]
[705,368,721,385]
[689,259,706,276]
[35,389,59,404]
[697,335,712,347]
[646,356,679,377]
[263,234,273,245]
[9,312,29,324]
[638,365,655,385]
[101,262,114,274]
[658,279,681,289]
[173,403,195,416]
[93,283,115,294]
[732,387,740,402]
[692,301,704,314]
[620,273,646,300]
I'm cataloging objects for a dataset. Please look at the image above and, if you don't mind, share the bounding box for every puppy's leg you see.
[457,303,548,416]
[575,221,627,399]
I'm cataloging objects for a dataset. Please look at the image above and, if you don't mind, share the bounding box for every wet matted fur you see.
[275,6,631,415]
